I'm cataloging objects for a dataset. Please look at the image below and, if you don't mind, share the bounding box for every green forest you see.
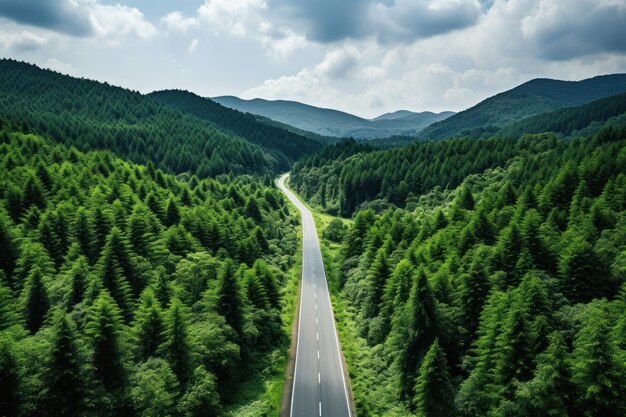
[0,130,299,416]
[310,126,626,416]
[0,59,625,417]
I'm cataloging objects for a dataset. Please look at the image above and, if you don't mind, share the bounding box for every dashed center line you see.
[319,402,322,416]
[316,332,319,341]
[317,350,320,359]
[318,372,321,384]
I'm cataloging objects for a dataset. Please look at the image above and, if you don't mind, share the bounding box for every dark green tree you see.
[413,339,458,417]
[23,268,50,333]
[159,299,193,384]
[216,260,244,337]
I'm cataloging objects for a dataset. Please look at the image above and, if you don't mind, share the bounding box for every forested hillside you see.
[496,92,626,139]
[313,126,626,416]
[419,74,626,140]
[0,130,299,416]
[149,90,323,161]
[291,136,522,216]
[0,59,319,177]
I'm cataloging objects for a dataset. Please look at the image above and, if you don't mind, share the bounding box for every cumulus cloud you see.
[314,46,361,79]
[89,3,156,42]
[162,11,198,32]
[198,0,266,36]
[0,0,93,35]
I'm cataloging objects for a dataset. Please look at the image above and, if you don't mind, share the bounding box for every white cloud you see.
[189,38,198,53]
[89,3,157,42]
[44,58,76,75]
[162,11,198,32]
[198,0,266,36]
[314,46,361,79]
[0,27,50,51]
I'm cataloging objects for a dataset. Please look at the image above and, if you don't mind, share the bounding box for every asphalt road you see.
[278,174,352,417]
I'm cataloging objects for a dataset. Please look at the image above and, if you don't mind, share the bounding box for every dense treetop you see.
[0,59,319,178]
[149,89,323,162]
[0,130,299,416]
[419,74,626,140]
[313,125,626,416]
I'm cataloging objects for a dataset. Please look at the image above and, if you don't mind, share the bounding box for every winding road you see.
[278,173,353,417]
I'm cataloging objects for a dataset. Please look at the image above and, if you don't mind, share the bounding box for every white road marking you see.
[317,350,320,359]
[315,304,317,311]
[316,317,318,325]
[314,293,317,299]
[318,372,321,384]
[317,332,319,341]
[319,402,322,416]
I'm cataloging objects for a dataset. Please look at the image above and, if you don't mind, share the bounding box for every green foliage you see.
[0,59,316,177]
[413,339,458,417]
[0,130,300,415]
[320,125,626,416]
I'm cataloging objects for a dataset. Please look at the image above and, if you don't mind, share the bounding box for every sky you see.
[0,0,625,118]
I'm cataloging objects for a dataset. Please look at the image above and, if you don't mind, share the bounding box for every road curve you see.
[278,173,352,417]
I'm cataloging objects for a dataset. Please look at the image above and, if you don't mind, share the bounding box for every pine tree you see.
[390,268,439,400]
[253,260,280,309]
[86,292,127,393]
[559,236,611,303]
[413,339,458,417]
[245,271,270,310]
[44,314,84,417]
[571,301,626,417]
[458,252,491,344]
[216,260,244,337]
[67,256,90,308]
[244,197,263,223]
[159,299,193,384]
[22,174,46,210]
[164,197,181,227]
[23,268,50,333]
[133,288,165,361]
[0,340,19,417]
[97,228,135,319]
[363,248,390,321]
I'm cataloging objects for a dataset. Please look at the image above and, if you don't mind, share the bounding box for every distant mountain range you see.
[419,74,626,140]
[211,96,454,140]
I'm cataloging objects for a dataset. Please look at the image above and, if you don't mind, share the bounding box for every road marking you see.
[319,402,322,416]
[315,304,317,311]
[318,372,321,384]
[317,332,319,341]
[314,293,317,299]
[317,350,320,359]
[316,317,318,325]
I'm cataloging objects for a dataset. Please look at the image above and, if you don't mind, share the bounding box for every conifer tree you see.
[44,314,84,417]
[571,301,626,417]
[97,228,135,319]
[23,268,50,333]
[67,256,90,308]
[86,292,127,393]
[363,248,390,321]
[216,260,244,337]
[0,213,17,279]
[159,299,193,384]
[413,339,458,417]
[390,268,438,400]
[133,288,165,361]
[164,197,180,227]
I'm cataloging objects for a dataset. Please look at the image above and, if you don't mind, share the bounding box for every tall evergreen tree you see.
[86,292,127,393]
[23,268,50,333]
[413,339,458,417]
[44,314,84,417]
[159,299,193,384]
[571,301,626,417]
[216,260,244,337]
[133,288,165,361]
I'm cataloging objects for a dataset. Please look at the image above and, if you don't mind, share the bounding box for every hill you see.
[212,96,453,139]
[0,59,314,177]
[148,89,323,160]
[419,73,626,140]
